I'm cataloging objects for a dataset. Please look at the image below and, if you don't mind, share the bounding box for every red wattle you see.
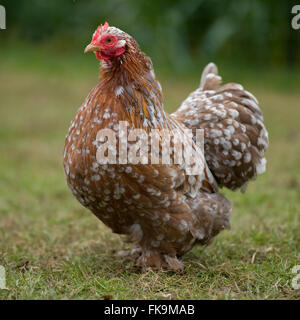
[114,47,126,56]
[95,47,125,61]
[95,52,103,60]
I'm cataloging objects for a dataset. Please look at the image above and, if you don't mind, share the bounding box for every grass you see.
[0,44,299,300]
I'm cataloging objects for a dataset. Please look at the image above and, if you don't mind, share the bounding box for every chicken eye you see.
[106,37,113,44]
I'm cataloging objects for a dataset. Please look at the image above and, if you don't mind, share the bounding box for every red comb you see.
[101,22,109,33]
[92,22,109,42]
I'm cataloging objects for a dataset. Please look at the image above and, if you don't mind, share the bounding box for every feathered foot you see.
[136,250,184,272]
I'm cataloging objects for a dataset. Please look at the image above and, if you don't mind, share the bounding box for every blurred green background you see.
[1,0,300,76]
[0,0,299,299]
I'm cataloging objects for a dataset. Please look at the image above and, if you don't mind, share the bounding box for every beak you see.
[84,42,101,53]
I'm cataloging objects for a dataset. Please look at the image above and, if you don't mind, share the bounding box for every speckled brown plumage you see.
[172,63,268,191]
[63,24,268,271]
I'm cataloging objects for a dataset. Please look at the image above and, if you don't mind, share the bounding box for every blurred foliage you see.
[0,0,300,71]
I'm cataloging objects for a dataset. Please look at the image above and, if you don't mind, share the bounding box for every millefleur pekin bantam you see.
[63,22,268,271]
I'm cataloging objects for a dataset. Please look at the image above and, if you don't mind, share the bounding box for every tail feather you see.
[200,62,220,90]
[172,63,269,191]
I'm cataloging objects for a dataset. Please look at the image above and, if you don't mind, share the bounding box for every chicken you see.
[63,22,268,271]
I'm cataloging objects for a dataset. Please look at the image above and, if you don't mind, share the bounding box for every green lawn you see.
[0,46,299,299]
